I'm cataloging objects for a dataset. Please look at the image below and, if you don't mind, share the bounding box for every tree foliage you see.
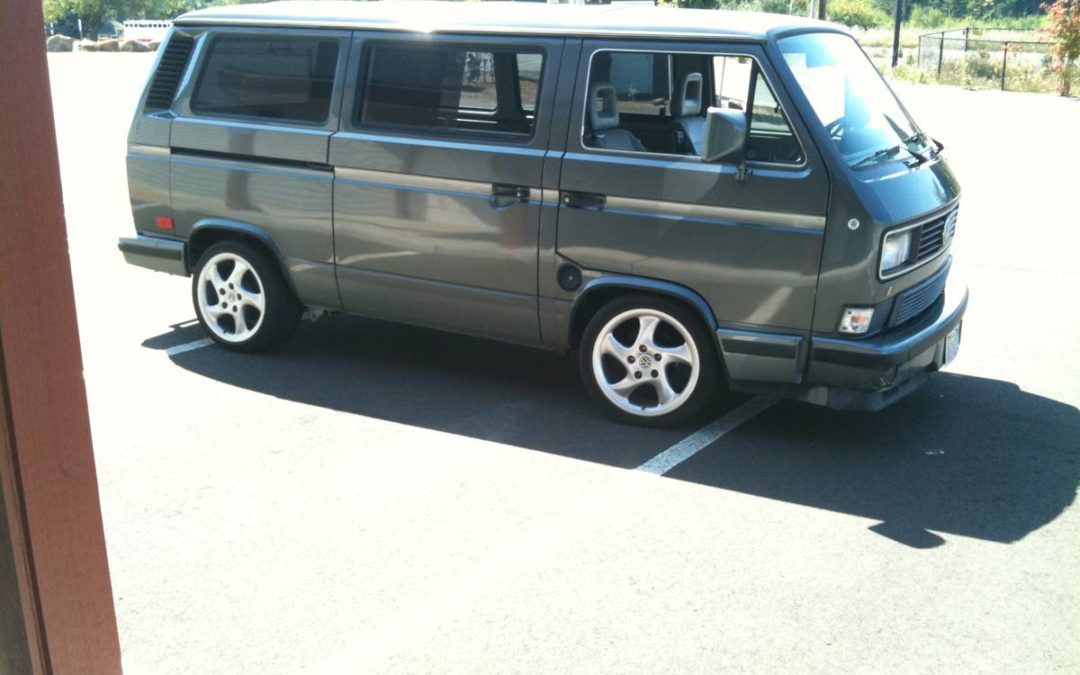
[1043,0,1080,93]
[43,0,243,39]
[831,0,892,27]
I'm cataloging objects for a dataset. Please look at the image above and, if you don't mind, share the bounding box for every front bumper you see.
[118,235,187,276]
[723,273,968,411]
[806,273,968,410]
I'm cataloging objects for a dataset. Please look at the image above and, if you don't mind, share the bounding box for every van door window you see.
[516,53,543,113]
[713,55,804,165]
[358,43,543,139]
[608,52,670,116]
[191,35,339,124]
[583,50,802,164]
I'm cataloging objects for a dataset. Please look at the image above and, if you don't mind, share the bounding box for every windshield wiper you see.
[850,145,903,169]
[902,132,933,164]
[902,136,930,165]
[883,114,932,166]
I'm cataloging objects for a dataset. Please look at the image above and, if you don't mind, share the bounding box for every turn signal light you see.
[839,307,874,335]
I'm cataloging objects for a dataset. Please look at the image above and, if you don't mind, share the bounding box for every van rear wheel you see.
[579,295,718,426]
[191,241,299,352]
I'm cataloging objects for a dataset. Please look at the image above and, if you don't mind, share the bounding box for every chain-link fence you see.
[916,28,1075,93]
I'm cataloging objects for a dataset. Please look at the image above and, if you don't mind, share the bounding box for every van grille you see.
[144,33,195,111]
[913,208,958,264]
[889,261,950,327]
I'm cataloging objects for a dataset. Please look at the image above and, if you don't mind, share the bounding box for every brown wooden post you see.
[0,0,123,673]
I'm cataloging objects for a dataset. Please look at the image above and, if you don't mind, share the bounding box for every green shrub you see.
[908,6,951,28]
[830,0,891,29]
[758,0,794,13]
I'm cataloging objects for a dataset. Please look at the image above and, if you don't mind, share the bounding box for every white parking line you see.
[163,337,214,356]
[636,396,776,476]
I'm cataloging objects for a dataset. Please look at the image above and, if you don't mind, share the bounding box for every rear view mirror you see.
[701,108,747,164]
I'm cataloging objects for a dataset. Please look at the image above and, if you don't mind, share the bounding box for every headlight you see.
[880,229,914,276]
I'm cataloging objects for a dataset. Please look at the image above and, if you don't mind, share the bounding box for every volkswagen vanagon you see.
[119,1,966,425]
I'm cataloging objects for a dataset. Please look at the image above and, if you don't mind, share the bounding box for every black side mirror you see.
[701,108,747,164]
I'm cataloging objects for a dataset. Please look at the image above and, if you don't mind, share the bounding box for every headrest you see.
[588,82,619,132]
[677,72,704,117]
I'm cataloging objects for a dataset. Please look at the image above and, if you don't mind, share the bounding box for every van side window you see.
[583,50,802,164]
[358,43,543,139]
[191,35,339,124]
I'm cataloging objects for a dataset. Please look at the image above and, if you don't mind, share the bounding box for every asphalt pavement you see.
[48,53,1079,674]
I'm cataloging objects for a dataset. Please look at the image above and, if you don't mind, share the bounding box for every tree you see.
[43,0,111,38]
[1043,0,1080,95]
[43,0,247,38]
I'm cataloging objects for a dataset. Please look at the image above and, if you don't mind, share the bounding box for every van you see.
[120,1,966,426]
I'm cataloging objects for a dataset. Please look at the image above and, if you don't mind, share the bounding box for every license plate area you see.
[943,323,962,366]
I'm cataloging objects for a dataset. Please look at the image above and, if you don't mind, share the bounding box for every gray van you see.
[120,1,966,425]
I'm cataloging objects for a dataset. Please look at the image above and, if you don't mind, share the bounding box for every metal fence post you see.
[1001,42,1008,90]
[937,32,945,80]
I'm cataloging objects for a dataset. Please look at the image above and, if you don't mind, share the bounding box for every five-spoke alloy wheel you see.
[580,295,718,426]
[192,241,299,352]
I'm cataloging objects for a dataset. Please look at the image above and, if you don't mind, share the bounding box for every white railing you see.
[122,20,172,41]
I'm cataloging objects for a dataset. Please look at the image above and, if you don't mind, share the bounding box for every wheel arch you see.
[567,276,719,350]
[186,220,298,297]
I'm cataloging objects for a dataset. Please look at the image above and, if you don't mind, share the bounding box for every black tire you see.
[579,294,719,427]
[191,240,300,352]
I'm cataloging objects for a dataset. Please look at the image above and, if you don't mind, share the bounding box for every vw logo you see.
[638,354,653,369]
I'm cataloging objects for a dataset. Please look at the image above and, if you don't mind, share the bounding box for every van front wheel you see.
[580,296,718,426]
[192,241,299,352]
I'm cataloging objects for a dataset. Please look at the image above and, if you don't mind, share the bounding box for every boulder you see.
[97,39,120,52]
[46,34,74,52]
[119,39,151,52]
[76,40,100,52]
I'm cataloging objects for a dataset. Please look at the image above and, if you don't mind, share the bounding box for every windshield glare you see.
[779,33,925,167]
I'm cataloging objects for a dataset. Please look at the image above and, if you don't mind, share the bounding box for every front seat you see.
[674,72,706,155]
[587,82,646,152]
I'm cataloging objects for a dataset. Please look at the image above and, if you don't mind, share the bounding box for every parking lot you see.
[49,53,1079,673]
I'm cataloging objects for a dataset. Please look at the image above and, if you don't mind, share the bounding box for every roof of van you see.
[173,1,845,41]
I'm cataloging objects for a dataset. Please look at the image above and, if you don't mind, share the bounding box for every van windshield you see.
[778,32,932,168]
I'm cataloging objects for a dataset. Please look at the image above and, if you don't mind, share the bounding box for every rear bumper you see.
[118,235,187,276]
[725,274,968,411]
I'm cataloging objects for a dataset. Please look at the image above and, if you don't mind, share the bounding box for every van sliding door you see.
[330,33,563,344]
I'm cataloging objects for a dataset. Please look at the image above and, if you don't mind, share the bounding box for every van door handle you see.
[561,191,606,211]
[490,183,530,210]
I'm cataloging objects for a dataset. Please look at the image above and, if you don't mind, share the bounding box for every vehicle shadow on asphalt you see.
[145,315,1080,549]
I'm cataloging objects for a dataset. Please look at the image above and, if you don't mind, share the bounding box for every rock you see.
[119,39,151,52]
[46,34,74,52]
[146,40,161,51]
[97,39,120,52]
[76,40,100,52]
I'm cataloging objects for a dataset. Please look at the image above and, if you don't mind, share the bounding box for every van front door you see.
[557,41,829,340]
[331,34,562,344]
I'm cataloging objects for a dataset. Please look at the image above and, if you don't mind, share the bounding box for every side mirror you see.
[701,108,747,164]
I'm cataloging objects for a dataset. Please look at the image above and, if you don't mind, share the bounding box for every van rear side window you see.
[358,43,543,139]
[191,35,339,124]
